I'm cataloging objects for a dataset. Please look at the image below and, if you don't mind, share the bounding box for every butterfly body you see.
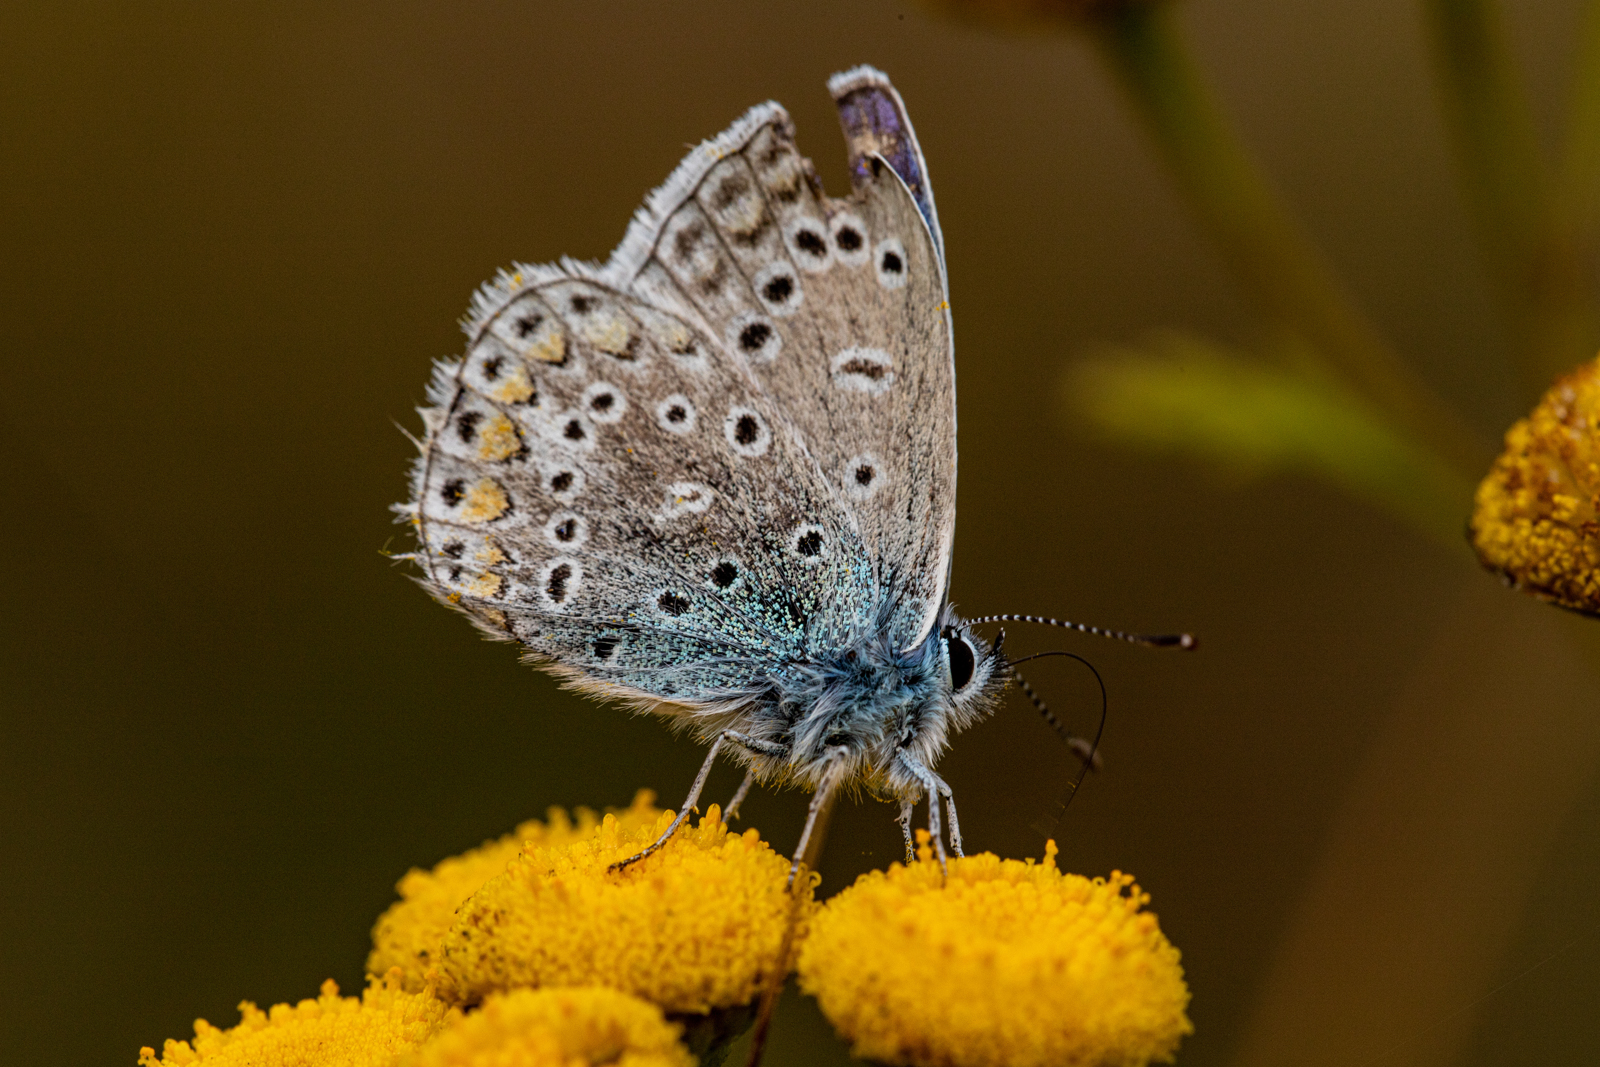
[401,67,1006,857]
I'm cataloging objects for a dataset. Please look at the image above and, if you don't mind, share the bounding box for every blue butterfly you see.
[400,67,1190,875]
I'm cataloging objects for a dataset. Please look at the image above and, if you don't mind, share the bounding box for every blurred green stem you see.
[1425,0,1599,395]
[1086,1,1487,476]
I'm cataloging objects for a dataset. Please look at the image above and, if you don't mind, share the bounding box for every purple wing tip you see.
[827,66,943,261]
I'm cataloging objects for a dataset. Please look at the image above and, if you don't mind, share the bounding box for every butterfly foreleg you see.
[896,752,961,870]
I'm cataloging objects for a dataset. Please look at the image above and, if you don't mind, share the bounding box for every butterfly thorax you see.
[709,612,1006,796]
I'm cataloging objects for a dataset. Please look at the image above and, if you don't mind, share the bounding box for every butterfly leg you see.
[610,733,730,872]
[898,798,915,863]
[938,779,964,858]
[724,769,757,822]
[789,748,848,886]
[896,753,958,871]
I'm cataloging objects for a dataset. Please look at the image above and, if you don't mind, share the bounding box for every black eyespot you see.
[836,226,862,252]
[448,565,462,582]
[711,561,738,588]
[563,419,585,441]
[594,635,618,660]
[546,563,572,602]
[441,479,465,506]
[570,295,594,313]
[945,632,976,692]
[658,591,690,616]
[515,314,543,338]
[796,228,826,256]
[552,518,577,542]
[796,530,823,556]
[481,355,503,380]
[734,415,760,445]
[880,250,903,274]
[442,540,465,559]
[550,471,574,493]
[667,404,687,424]
[738,321,772,352]
[762,275,794,303]
[590,392,615,412]
[455,410,482,444]
[855,464,874,486]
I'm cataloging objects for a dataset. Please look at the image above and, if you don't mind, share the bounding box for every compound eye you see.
[944,631,977,692]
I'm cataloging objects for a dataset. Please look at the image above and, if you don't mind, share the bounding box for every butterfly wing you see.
[606,67,957,652]
[401,68,952,711]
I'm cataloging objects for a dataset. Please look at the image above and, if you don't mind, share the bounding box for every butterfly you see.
[399,66,1189,877]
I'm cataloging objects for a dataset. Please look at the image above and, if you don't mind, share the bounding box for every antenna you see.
[1003,649,1108,839]
[972,613,1196,650]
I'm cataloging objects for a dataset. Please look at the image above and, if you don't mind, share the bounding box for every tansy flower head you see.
[401,987,692,1067]
[370,791,663,991]
[797,834,1191,1067]
[138,971,457,1067]
[1471,354,1600,614]
[432,804,804,1014]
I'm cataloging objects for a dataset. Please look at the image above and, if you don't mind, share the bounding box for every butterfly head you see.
[773,606,1005,795]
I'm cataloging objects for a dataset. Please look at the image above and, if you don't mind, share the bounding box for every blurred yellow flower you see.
[137,971,456,1067]
[370,791,663,991]
[797,834,1191,1067]
[1472,354,1600,614]
[401,987,691,1067]
[432,803,803,1014]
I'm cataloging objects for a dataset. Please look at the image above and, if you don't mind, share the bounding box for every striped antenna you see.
[969,614,1196,650]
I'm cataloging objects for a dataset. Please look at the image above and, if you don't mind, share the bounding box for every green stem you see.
[1425,0,1597,395]
[1086,1,1488,476]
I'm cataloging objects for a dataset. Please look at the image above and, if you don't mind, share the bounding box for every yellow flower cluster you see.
[140,791,1193,1066]
[139,975,687,1067]
[431,803,801,1013]
[138,972,456,1067]
[797,835,1192,1067]
[403,987,692,1067]
[1472,354,1600,613]
[369,792,665,991]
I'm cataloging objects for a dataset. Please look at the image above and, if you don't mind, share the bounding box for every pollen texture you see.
[405,987,693,1067]
[797,836,1192,1067]
[369,792,663,992]
[1471,354,1600,613]
[432,805,804,1014]
[137,972,456,1067]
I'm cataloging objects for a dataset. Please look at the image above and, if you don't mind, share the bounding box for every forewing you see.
[602,68,957,651]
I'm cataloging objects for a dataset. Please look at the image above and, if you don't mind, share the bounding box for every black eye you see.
[945,632,976,692]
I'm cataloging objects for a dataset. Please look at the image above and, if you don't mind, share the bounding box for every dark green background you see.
[4,2,1598,1065]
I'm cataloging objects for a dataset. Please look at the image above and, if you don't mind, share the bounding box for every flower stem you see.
[1424,0,1598,396]
[1086,1,1487,475]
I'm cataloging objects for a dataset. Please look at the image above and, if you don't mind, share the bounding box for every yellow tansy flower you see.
[402,987,692,1067]
[138,971,456,1067]
[797,835,1192,1067]
[1471,354,1600,614]
[370,791,663,991]
[434,804,802,1014]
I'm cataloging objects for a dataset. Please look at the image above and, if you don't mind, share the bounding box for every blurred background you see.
[4,1,1598,1064]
